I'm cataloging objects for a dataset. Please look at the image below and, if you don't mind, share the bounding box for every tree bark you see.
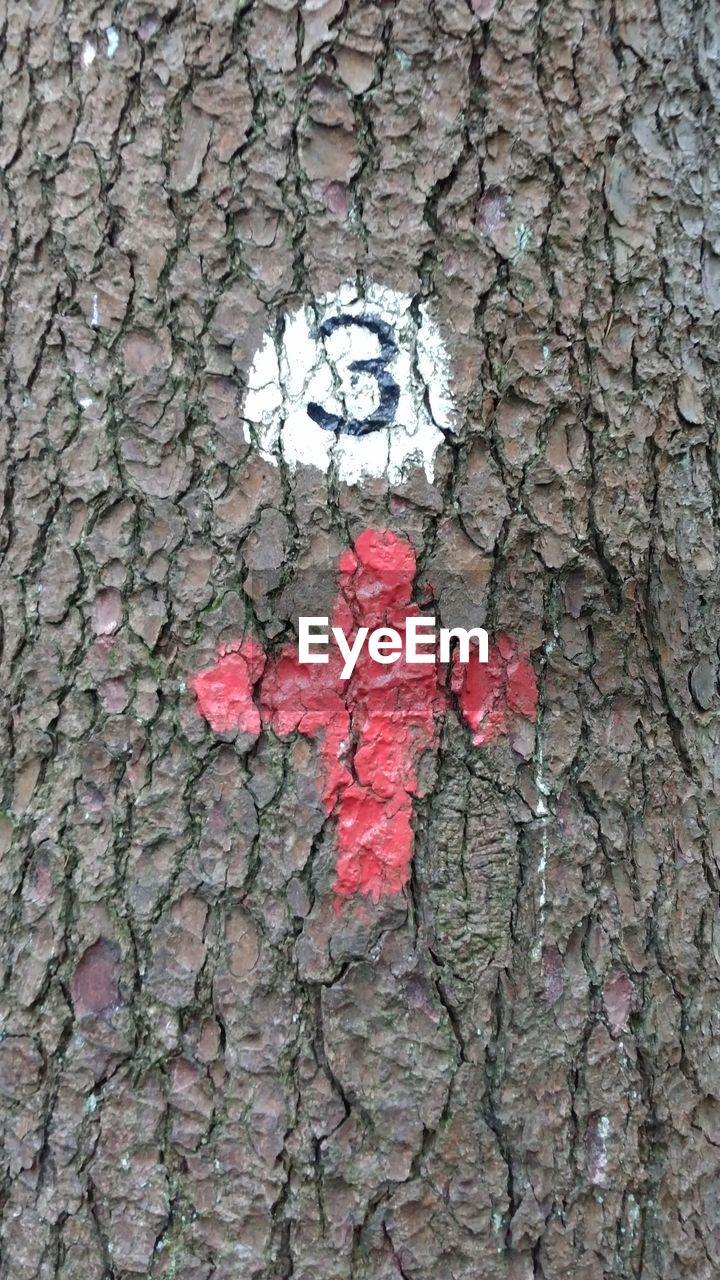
[1,1,719,1278]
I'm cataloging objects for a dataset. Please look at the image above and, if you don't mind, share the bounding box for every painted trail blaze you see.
[189,530,538,904]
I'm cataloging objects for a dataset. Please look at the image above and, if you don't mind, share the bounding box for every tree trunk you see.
[1,2,719,1278]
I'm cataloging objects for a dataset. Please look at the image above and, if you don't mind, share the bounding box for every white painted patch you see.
[81,40,97,67]
[243,282,456,486]
[91,293,99,328]
[106,26,119,58]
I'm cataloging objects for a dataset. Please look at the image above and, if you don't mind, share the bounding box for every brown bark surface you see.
[1,1,720,1278]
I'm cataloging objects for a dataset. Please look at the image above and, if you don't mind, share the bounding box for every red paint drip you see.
[188,638,266,735]
[451,633,539,745]
[189,530,538,903]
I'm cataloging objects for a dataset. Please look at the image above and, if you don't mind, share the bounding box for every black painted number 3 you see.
[308,314,400,437]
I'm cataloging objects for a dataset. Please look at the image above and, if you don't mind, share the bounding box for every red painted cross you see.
[189,529,537,904]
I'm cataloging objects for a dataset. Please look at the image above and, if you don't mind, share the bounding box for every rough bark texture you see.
[1,1,720,1278]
